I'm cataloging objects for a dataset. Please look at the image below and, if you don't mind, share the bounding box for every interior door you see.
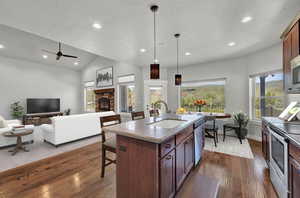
[144,80,168,116]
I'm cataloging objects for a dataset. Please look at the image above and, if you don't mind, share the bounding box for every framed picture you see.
[96,67,113,87]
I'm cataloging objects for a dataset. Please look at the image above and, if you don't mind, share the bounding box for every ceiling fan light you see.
[150,64,160,79]
[175,74,182,86]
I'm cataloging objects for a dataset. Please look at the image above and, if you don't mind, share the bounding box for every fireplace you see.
[94,88,115,112]
[99,98,110,111]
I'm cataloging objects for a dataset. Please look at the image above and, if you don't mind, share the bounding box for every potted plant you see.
[233,112,249,139]
[194,99,207,112]
[10,101,24,119]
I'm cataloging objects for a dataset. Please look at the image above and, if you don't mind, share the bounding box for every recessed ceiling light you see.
[0,44,5,49]
[42,55,48,59]
[92,22,102,29]
[185,52,191,56]
[154,59,159,63]
[74,62,79,66]
[241,16,252,23]
[140,48,146,53]
[228,42,236,47]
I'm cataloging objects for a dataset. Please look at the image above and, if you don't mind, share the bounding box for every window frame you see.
[117,74,136,113]
[178,78,227,113]
[249,70,284,121]
[83,81,95,113]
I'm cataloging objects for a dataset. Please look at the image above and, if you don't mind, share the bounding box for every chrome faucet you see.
[153,100,171,117]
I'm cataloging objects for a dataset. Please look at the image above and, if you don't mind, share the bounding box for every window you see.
[250,71,284,120]
[118,75,135,113]
[84,81,95,112]
[180,79,226,113]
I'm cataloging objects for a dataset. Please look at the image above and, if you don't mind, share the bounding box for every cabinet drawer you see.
[160,137,175,158]
[289,143,300,162]
[176,125,193,145]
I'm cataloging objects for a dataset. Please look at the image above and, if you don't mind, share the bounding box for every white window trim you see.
[249,69,284,121]
[178,78,227,111]
[84,81,95,113]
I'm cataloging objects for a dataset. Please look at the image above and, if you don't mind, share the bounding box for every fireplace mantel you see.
[94,88,115,112]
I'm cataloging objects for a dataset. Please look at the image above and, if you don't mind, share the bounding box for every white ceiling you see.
[0,0,299,68]
[0,25,98,71]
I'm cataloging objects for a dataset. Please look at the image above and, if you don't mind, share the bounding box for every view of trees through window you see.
[84,81,95,112]
[180,80,225,113]
[252,73,284,119]
[119,84,135,112]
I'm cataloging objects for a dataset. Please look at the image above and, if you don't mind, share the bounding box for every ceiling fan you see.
[42,42,78,60]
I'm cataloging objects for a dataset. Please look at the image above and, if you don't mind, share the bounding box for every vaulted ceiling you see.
[0,0,299,68]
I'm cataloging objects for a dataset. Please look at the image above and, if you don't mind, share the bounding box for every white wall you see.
[167,43,283,140]
[81,56,144,112]
[0,55,81,119]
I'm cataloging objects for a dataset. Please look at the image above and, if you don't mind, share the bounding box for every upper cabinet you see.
[282,15,300,93]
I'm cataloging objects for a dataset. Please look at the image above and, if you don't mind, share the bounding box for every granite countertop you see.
[103,113,204,144]
[263,117,300,146]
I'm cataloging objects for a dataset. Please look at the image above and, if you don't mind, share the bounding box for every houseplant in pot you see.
[10,101,24,119]
[233,111,249,139]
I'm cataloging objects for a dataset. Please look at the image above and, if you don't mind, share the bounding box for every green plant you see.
[10,101,24,119]
[233,112,249,128]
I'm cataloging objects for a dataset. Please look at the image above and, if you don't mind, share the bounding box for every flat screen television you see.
[27,98,60,114]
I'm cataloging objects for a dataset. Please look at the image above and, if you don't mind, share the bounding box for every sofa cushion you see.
[40,124,54,133]
[0,116,8,128]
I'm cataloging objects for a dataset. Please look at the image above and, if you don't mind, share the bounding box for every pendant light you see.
[174,33,182,86]
[150,5,159,79]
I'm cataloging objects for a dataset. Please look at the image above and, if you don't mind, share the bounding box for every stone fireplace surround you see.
[94,88,115,112]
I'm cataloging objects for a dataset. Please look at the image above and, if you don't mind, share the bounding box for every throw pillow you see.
[0,116,8,128]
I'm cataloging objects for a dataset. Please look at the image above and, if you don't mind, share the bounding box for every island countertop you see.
[103,113,204,144]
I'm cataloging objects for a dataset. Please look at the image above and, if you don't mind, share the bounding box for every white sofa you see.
[40,111,116,146]
[0,120,34,148]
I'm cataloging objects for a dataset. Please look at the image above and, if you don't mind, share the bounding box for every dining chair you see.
[204,116,218,147]
[223,123,243,144]
[100,114,121,177]
[149,109,159,117]
[131,111,145,120]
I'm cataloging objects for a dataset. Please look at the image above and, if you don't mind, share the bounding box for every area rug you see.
[0,127,101,172]
[204,135,254,159]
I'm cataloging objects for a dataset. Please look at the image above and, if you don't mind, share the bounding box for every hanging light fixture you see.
[174,33,182,86]
[150,5,159,79]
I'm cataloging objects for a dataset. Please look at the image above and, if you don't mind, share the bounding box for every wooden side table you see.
[3,130,33,155]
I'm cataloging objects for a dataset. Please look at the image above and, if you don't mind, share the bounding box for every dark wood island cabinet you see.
[289,142,300,198]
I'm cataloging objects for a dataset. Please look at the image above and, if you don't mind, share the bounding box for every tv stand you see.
[23,112,63,126]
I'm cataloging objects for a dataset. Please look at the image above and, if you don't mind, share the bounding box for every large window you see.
[118,75,135,113]
[180,79,226,113]
[84,81,95,112]
[250,71,284,120]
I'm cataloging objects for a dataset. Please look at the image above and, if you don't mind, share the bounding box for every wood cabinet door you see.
[184,135,194,174]
[176,142,185,190]
[160,150,176,198]
[291,22,299,59]
[283,31,293,91]
[289,157,300,198]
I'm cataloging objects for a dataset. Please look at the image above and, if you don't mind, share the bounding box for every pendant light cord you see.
[176,37,179,73]
[153,10,157,62]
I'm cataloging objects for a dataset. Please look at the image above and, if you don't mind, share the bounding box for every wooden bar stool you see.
[100,114,121,177]
[131,111,145,120]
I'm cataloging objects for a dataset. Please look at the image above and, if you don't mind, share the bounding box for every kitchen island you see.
[103,113,214,198]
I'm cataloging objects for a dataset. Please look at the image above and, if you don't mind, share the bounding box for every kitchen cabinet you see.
[160,150,176,198]
[176,134,194,190]
[282,21,300,92]
[261,120,270,165]
[288,143,300,198]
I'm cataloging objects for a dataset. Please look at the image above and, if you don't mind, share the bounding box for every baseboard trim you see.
[44,134,101,147]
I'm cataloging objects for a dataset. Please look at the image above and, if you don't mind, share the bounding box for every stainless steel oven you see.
[268,126,288,198]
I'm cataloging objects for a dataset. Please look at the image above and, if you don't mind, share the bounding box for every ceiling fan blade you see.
[56,55,61,60]
[62,54,78,58]
[42,49,57,55]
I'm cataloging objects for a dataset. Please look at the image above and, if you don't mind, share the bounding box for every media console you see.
[23,112,63,126]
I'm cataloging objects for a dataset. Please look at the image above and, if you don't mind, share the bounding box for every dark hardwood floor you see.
[0,140,277,198]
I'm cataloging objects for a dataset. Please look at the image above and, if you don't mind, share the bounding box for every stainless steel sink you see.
[148,119,187,129]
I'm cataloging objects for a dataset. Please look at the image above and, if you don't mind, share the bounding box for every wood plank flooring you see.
[0,140,277,198]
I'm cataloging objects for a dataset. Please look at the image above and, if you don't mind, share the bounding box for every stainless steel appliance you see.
[194,119,205,165]
[290,55,300,92]
[268,126,289,198]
